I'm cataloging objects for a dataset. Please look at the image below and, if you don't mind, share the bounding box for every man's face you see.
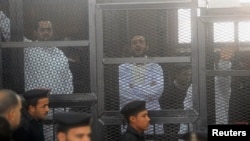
[131,36,148,57]
[58,126,91,141]
[32,97,49,120]
[10,96,22,130]
[35,21,53,41]
[131,110,150,132]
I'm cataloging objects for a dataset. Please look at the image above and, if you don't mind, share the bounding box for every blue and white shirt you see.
[24,45,73,94]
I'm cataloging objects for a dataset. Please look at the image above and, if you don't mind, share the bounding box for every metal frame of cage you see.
[3,0,250,140]
[0,0,98,141]
[198,9,250,126]
[95,1,201,140]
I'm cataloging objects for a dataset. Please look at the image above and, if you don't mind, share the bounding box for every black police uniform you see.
[0,116,12,141]
[119,100,147,141]
[120,125,145,141]
[12,89,50,141]
[12,110,45,141]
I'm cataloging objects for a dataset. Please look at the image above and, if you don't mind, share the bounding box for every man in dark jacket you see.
[12,89,50,141]
[120,100,150,141]
[0,116,12,141]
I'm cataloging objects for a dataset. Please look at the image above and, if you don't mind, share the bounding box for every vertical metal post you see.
[89,0,97,97]
[191,7,200,130]
[197,19,208,132]
[89,0,98,141]
[96,5,104,115]
[234,22,239,47]
[95,4,105,141]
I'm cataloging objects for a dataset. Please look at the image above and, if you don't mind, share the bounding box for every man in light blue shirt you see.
[119,35,164,134]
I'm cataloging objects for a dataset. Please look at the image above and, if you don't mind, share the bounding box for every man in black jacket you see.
[120,100,150,141]
[12,89,50,141]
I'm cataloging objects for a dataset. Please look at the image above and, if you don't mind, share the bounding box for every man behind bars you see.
[24,19,73,94]
[119,35,164,134]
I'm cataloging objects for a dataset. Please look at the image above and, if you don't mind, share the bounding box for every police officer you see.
[0,89,22,130]
[120,100,150,141]
[12,89,50,141]
[54,112,92,141]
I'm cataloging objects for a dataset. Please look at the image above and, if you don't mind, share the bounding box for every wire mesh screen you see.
[229,50,250,124]
[43,106,92,141]
[205,22,233,125]
[2,48,24,93]
[102,7,193,140]
[23,0,88,41]
[59,47,91,93]
[103,9,190,58]
[103,123,193,141]
[2,46,90,94]
[205,20,250,125]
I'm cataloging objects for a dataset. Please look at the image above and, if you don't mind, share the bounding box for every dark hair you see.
[130,35,148,45]
[124,111,141,124]
[0,89,19,115]
[0,116,12,141]
[23,98,40,110]
[34,18,51,31]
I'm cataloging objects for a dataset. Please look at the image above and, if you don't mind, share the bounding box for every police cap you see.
[54,112,91,132]
[121,100,146,117]
[22,89,50,100]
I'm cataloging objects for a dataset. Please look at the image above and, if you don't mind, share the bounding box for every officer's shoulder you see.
[120,133,137,141]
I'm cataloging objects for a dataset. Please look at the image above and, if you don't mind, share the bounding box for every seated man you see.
[54,112,92,141]
[120,100,150,141]
[12,89,50,141]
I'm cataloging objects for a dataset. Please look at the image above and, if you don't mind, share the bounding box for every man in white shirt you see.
[119,35,164,135]
[24,19,73,141]
[24,19,73,94]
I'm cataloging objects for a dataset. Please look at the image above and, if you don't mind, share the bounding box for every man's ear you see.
[7,108,15,122]
[129,115,136,123]
[29,105,36,113]
[57,132,66,141]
